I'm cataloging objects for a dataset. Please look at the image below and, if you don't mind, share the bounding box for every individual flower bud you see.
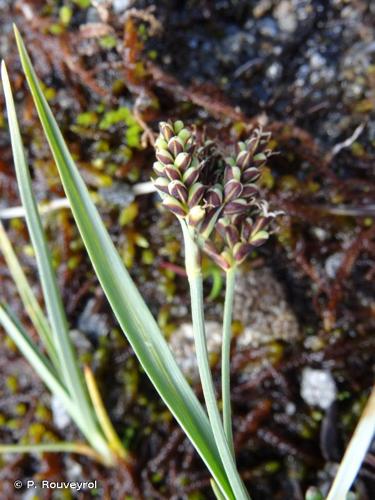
[205,184,223,207]
[178,128,191,144]
[236,149,252,169]
[249,230,269,246]
[164,165,181,181]
[188,182,206,208]
[253,152,268,166]
[200,207,222,239]
[241,183,259,198]
[223,198,248,215]
[159,122,174,141]
[242,167,261,182]
[187,205,205,227]
[156,149,174,165]
[224,179,243,202]
[174,152,191,171]
[224,165,241,183]
[153,177,170,194]
[155,136,168,150]
[168,136,184,157]
[182,166,200,187]
[225,225,240,248]
[203,241,231,271]
[162,195,187,217]
[251,216,272,236]
[233,242,252,264]
[216,216,229,239]
[241,218,253,241]
[169,180,188,203]
[173,120,184,133]
[153,161,166,176]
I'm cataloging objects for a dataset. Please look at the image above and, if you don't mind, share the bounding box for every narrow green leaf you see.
[12,26,234,499]
[0,220,59,370]
[0,303,113,464]
[0,442,101,462]
[1,61,109,459]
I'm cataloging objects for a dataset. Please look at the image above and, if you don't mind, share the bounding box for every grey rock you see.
[301,368,337,410]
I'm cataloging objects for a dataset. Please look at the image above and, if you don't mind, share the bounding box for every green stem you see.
[180,222,249,500]
[222,266,236,456]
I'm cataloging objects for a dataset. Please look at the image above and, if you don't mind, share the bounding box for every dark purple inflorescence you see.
[153,121,282,270]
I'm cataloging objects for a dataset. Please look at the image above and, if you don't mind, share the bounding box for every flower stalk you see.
[153,119,282,499]
[221,266,237,456]
[181,222,249,500]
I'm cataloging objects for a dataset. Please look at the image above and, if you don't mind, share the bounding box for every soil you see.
[0,1,374,499]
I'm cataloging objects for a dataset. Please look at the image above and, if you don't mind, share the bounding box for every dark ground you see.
[0,1,374,499]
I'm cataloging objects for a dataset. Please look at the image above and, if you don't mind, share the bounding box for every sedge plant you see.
[0,27,240,499]
[2,25,370,500]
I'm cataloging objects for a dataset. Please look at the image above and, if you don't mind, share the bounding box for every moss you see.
[59,6,72,25]
[119,203,139,226]
[6,375,18,393]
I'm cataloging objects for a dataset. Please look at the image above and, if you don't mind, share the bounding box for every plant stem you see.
[327,386,375,500]
[180,222,249,500]
[222,266,237,456]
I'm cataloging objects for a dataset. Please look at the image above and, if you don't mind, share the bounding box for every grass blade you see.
[327,386,375,500]
[12,26,234,499]
[0,220,59,370]
[0,443,102,462]
[1,60,111,461]
[0,303,113,464]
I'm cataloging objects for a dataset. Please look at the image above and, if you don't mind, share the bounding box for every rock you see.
[274,1,297,33]
[169,321,221,380]
[77,298,110,340]
[51,395,71,430]
[325,252,345,279]
[301,368,337,410]
[112,0,134,14]
[233,267,300,348]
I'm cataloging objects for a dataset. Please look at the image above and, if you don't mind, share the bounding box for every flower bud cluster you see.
[152,120,207,226]
[152,121,281,270]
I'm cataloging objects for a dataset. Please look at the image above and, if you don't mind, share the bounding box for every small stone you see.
[233,267,300,348]
[112,0,133,14]
[51,396,71,430]
[169,321,221,380]
[274,1,297,33]
[266,62,283,80]
[301,368,337,410]
[325,252,344,279]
